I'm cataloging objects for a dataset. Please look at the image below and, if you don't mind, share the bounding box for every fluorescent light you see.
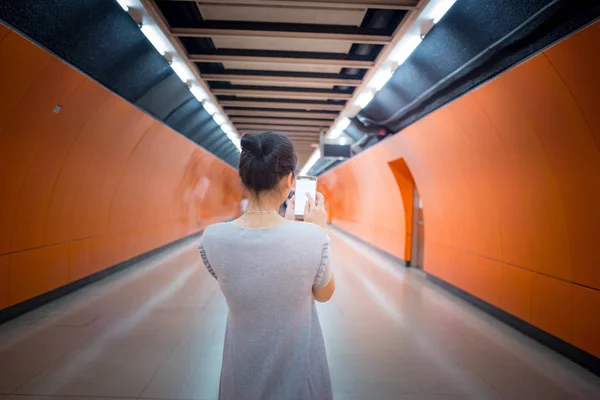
[190,85,208,102]
[327,117,349,139]
[116,0,129,11]
[221,123,233,134]
[329,128,343,138]
[336,117,351,131]
[389,34,422,66]
[171,61,193,83]
[300,149,321,176]
[203,101,218,115]
[367,67,394,91]
[227,131,241,151]
[226,131,239,140]
[355,91,375,109]
[338,136,351,144]
[431,0,457,24]
[140,25,168,55]
[213,113,226,126]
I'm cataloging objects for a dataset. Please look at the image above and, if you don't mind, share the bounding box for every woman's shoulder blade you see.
[287,221,328,240]
[202,222,231,238]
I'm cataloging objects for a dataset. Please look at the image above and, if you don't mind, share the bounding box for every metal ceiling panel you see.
[222,80,337,89]
[211,37,354,53]
[136,73,195,120]
[156,0,407,154]
[198,4,367,25]
[221,62,345,74]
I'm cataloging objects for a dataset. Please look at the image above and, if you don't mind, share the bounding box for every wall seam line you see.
[42,90,113,249]
[7,71,87,254]
[431,240,600,294]
[542,52,600,153]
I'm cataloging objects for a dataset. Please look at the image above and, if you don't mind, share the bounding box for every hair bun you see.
[241,134,263,159]
[238,132,297,192]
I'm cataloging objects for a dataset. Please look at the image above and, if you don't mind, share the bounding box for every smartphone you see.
[294,175,318,218]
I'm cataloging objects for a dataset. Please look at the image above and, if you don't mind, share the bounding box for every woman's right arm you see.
[306,192,335,302]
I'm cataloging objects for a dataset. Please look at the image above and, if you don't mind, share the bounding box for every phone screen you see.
[294,176,317,217]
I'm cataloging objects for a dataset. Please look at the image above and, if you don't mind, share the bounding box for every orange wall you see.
[0,25,242,311]
[321,21,600,357]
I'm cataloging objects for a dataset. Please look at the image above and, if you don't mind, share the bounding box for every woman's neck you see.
[234,193,286,228]
[246,193,282,213]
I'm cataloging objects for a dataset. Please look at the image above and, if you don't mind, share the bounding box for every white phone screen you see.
[294,176,317,217]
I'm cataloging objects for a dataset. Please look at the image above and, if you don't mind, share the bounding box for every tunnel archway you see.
[388,158,422,268]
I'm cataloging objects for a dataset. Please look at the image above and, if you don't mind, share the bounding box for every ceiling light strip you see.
[300,149,322,176]
[323,0,458,142]
[116,0,129,12]
[130,0,241,152]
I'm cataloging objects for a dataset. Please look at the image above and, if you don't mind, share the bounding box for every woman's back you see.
[200,220,333,400]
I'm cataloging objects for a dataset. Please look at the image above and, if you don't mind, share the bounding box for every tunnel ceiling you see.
[358,0,600,134]
[4,0,598,172]
[307,0,600,176]
[152,0,417,166]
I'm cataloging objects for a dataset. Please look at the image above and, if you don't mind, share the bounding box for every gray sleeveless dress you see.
[199,220,333,400]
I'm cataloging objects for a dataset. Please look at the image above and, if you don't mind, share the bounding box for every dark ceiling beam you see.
[239,131,321,138]
[172,28,391,45]
[190,54,374,69]
[201,74,362,87]
[188,0,419,10]
[243,138,319,144]
[237,124,323,132]
[225,110,338,119]
[221,101,344,110]
[231,118,331,126]
[212,88,351,100]
[239,129,321,134]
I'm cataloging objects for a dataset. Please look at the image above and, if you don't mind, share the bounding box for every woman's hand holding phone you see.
[285,196,296,221]
[304,192,327,228]
[285,192,327,228]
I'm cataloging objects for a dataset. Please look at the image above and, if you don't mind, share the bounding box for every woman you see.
[239,197,249,215]
[279,189,294,217]
[199,132,335,400]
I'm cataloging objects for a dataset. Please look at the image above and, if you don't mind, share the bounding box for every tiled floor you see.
[1,229,599,400]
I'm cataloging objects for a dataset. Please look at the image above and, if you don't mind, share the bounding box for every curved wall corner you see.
[320,21,600,358]
[0,25,242,311]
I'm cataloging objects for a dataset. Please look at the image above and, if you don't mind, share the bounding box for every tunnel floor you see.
[1,228,599,400]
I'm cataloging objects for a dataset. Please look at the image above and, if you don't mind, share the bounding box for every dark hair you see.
[239,132,297,192]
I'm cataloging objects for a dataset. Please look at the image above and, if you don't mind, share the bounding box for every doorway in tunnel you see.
[388,158,423,269]
[411,187,425,269]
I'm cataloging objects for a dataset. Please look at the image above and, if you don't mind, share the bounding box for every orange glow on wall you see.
[0,25,242,310]
[320,21,600,357]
